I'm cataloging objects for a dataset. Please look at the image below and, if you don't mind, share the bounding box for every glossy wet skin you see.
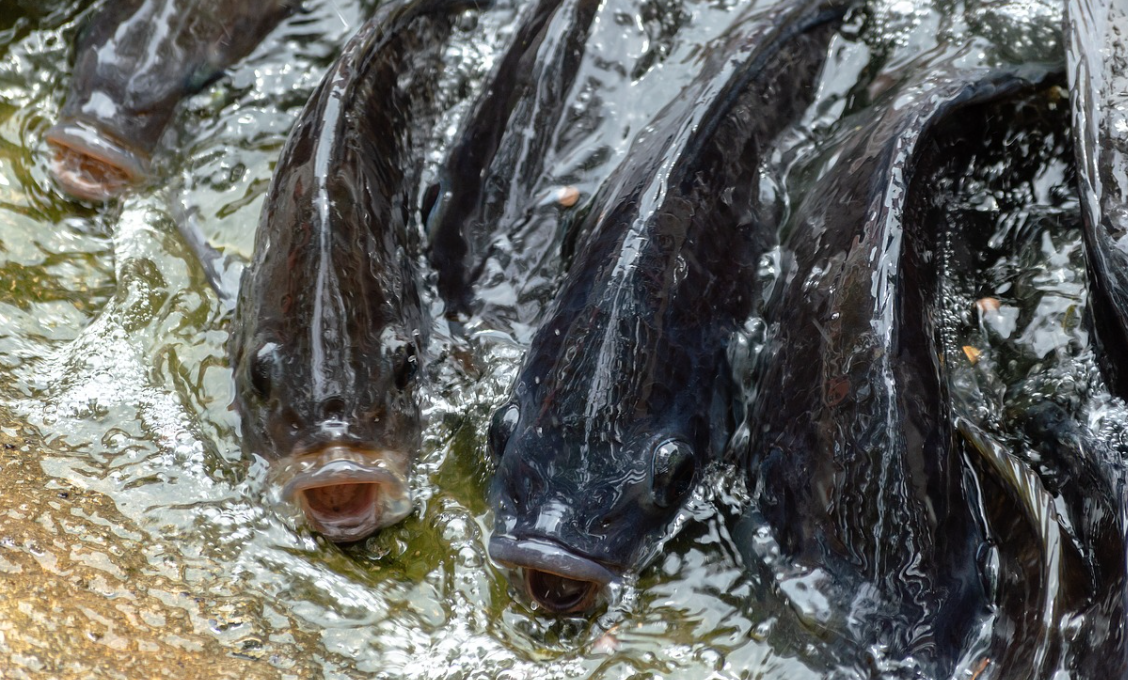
[47,0,296,200]
[903,89,1128,677]
[488,0,847,614]
[1065,0,1128,399]
[1014,401,1128,674]
[230,0,478,543]
[740,56,1056,674]
[425,0,599,316]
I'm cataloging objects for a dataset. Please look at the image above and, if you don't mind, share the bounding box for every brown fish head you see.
[231,315,425,543]
[230,161,427,542]
[47,0,297,201]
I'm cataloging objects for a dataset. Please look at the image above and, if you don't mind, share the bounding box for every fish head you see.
[231,312,424,543]
[229,132,427,543]
[45,7,209,200]
[46,0,296,201]
[487,394,703,614]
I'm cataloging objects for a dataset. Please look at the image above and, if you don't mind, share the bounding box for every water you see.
[0,0,1119,678]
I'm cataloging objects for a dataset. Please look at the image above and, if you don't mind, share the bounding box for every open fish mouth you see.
[44,120,149,201]
[489,535,617,614]
[272,446,413,543]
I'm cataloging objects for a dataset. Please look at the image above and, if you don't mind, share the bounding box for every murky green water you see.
[0,0,1120,678]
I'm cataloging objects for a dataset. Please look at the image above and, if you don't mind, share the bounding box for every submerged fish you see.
[1015,401,1128,675]
[425,0,600,318]
[1065,0,1128,399]
[46,0,297,201]
[229,0,484,543]
[927,84,1128,674]
[487,0,850,614]
[738,54,1056,675]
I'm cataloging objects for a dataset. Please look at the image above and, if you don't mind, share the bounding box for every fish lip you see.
[489,535,619,614]
[271,445,413,543]
[44,119,149,201]
[489,534,619,586]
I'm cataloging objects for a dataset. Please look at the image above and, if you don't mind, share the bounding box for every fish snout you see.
[44,120,149,201]
[489,535,617,614]
[273,445,413,543]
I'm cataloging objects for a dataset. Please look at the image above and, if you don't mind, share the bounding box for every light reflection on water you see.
[0,0,1116,677]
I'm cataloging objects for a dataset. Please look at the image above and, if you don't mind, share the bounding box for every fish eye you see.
[650,439,696,509]
[393,344,418,391]
[488,403,520,460]
[249,342,280,399]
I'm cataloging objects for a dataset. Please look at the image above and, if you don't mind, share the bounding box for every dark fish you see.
[928,85,1127,676]
[229,0,484,543]
[950,401,1124,678]
[1013,401,1128,676]
[941,197,1092,677]
[425,0,600,318]
[46,0,297,201]
[487,0,850,614]
[738,55,1056,674]
[1066,0,1128,398]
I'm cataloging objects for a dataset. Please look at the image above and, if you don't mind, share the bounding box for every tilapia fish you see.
[926,83,1128,676]
[487,0,850,614]
[1015,402,1128,676]
[1066,0,1128,399]
[426,0,600,318]
[46,0,297,201]
[229,0,483,543]
[910,86,1124,677]
[739,54,1056,675]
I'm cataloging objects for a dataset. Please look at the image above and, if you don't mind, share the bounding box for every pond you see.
[0,0,1120,677]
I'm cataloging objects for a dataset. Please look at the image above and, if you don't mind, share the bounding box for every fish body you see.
[426,0,600,317]
[1020,402,1128,676]
[46,0,297,201]
[229,0,483,543]
[740,57,1055,673]
[926,86,1128,677]
[1066,0,1128,399]
[487,0,850,614]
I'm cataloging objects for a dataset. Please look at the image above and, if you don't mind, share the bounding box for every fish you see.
[486,0,851,614]
[1065,0,1128,399]
[737,53,1058,675]
[1014,401,1128,676]
[425,0,600,319]
[228,0,485,543]
[46,0,297,201]
[928,83,1128,675]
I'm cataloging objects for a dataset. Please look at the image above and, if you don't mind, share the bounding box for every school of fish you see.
[36,0,1128,675]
